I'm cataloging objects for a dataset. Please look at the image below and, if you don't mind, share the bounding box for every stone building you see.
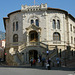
[3,4,75,65]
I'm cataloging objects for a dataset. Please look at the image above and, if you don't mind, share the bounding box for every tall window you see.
[13,22,15,31]
[53,32,61,41]
[13,34,18,42]
[74,38,75,44]
[73,26,75,33]
[71,36,73,44]
[31,20,34,24]
[36,19,39,27]
[57,20,60,29]
[52,19,56,29]
[70,24,72,32]
[16,21,18,31]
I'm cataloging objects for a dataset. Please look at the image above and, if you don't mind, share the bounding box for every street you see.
[0,67,75,75]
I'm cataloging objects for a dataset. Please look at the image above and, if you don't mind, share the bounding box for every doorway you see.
[29,50,38,62]
[29,31,38,42]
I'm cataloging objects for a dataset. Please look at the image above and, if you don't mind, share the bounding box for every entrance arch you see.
[29,50,38,62]
[29,31,38,42]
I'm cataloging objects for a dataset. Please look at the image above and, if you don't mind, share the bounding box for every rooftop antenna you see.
[34,0,35,5]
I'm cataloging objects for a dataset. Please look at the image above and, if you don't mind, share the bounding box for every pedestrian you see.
[30,58,33,66]
[33,59,36,66]
[47,58,51,70]
[42,57,45,67]
[38,58,40,63]
[48,58,51,66]
[57,60,59,67]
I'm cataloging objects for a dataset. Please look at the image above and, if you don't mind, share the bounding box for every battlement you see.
[21,3,47,11]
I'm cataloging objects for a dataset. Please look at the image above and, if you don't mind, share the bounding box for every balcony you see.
[53,41,61,44]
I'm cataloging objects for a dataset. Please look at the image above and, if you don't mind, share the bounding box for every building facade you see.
[3,4,75,65]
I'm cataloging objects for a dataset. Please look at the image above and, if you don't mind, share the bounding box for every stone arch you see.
[50,15,61,22]
[53,32,61,41]
[29,30,38,42]
[12,16,19,22]
[29,50,38,62]
[28,15,40,23]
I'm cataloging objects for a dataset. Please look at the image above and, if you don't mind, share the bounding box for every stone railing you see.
[49,49,57,59]
[28,42,40,46]
[18,43,26,52]
[27,42,48,49]
[53,41,61,44]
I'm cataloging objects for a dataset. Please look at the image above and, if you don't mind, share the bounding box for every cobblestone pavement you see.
[0,66,75,75]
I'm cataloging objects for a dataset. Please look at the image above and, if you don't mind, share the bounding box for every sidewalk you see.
[0,64,75,71]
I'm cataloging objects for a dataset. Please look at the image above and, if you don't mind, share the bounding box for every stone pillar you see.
[27,51,29,63]
[27,33,29,46]
[38,31,41,42]
[22,53,24,64]
[24,52,26,64]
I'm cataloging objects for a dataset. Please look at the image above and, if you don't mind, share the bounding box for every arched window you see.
[53,32,61,41]
[36,19,39,27]
[57,20,60,29]
[31,20,34,24]
[29,31,38,42]
[13,34,18,42]
[52,19,56,29]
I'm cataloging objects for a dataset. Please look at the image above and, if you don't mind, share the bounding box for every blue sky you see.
[0,0,75,32]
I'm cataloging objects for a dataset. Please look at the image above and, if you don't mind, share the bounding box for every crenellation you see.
[21,3,47,12]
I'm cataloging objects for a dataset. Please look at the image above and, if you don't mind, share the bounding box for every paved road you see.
[0,67,75,75]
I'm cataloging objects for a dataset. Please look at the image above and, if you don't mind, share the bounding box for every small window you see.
[52,19,56,29]
[16,21,18,31]
[73,26,75,33]
[36,19,39,27]
[53,32,61,41]
[13,34,18,42]
[74,38,75,44]
[57,20,60,29]
[70,24,72,32]
[71,36,73,44]
[31,20,34,24]
[13,22,15,31]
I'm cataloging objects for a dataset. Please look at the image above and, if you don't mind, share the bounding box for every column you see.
[27,51,29,63]
[27,33,29,46]
[38,32,41,42]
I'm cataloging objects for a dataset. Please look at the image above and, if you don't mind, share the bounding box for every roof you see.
[7,10,21,17]
[47,7,68,14]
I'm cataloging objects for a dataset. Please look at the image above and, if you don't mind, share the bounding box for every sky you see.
[0,0,75,32]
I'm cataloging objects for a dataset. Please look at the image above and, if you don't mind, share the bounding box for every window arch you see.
[31,19,34,24]
[53,32,61,41]
[28,15,39,26]
[51,16,61,29]
[57,20,60,29]
[36,19,39,27]
[13,34,18,42]
[52,19,56,29]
